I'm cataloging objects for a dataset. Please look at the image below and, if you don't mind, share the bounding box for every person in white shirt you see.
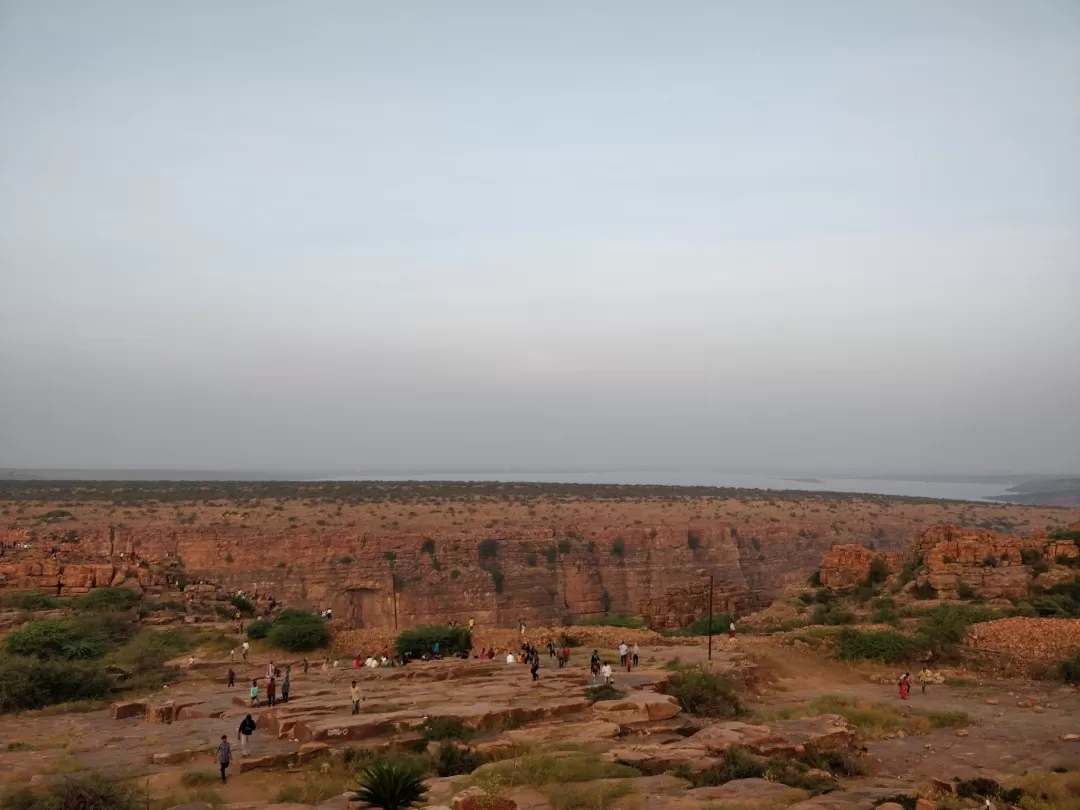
[365,657,377,668]
[618,642,628,666]
[506,652,516,664]
[601,662,613,684]
[241,641,250,661]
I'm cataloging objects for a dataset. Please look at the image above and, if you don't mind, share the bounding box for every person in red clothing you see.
[898,673,910,700]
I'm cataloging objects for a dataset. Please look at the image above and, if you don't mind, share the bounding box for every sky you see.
[1,0,1078,476]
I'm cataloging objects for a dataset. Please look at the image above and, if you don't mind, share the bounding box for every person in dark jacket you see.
[237,714,256,756]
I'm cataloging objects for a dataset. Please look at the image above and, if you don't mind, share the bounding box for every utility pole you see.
[707,574,714,661]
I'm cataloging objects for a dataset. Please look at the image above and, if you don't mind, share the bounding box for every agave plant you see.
[350,758,428,810]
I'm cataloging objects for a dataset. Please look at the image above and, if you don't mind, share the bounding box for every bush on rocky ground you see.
[834,629,912,663]
[585,684,626,702]
[394,625,471,657]
[693,746,835,795]
[72,587,142,613]
[0,591,59,612]
[267,611,331,652]
[0,654,111,713]
[0,773,139,810]
[350,757,428,810]
[661,614,732,637]
[665,664,743,718]
[433,741,488,777]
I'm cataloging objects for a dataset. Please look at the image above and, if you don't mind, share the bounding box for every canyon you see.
[1,481,1076,631]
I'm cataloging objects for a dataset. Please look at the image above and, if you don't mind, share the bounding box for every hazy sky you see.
[1,1,1078,475]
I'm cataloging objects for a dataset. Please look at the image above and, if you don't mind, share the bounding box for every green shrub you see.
[666,665,742,718]
[982,555,998,567]
[421,538,436,555]
[395,625,471,657]
[957,581,977,600]
[0,591,59,612]
[687,531,700,550]
[1020,548,1043,566]
[811,604,855,626]
[915,603,997,660]
[610,539,625,558]
[3,620,108,661]
[585,684,626,702]
[74,587,141,613]
[267,613,331,652]
[0,656,110,713]
[599,589,613,614]
[800,743,866,777]
[433,742,487,777]
[420,716,469,742]
[866,556,889,585]
[543,546,558,564]
[807,570,822,587]
[834,629,912,663]
[525,552,538,567]
[557,539,572,554]
[230,594,255,617]
[18,773,140,810]
[1060,651,1080,684]
[478,539,499,560]
[350,758,428,810]
[490,569,505,595]
[246,619,272,640]
[112,628,197,675]
[896,559,922,588]
[693,746,764,785]
[912,581,938,600]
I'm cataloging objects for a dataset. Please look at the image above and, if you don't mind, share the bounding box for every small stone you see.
[985,699,999,705]
[1062,733,1080,742]
[955,729,969,737]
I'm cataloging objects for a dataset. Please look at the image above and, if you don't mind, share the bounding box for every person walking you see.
[281,669,291,703]
[303,658,309,674]
[530,655,540,681]
[217,735,232,782]
[898,673,911,701]
[227,667,235,688]
[242,641,249,661]
[249,679,259,707]
[237,714,256,756]
[917,667,931,694]
[601,661,614,685]
[350,680,362,714]
[230,648,235,664]
[267,676,276,707]
[519,618,526,637]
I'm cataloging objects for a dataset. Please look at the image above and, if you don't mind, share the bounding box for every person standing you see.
[917,667,931,694]
[303,658,309,674]
[227,667,235,688]
[281,668,291,703]
[267,676,276,707]
[242,641,250,661]
[601,661,614,685]
[230,648,235,664]
[350,680,362,715]
[237,714,256,756]
[632,644,639,667]
[729,623,737,642]
[899,673,911,701]
[618,641,628,667]
[530,655,540,681]
[249,679,259,707]
[519,618,526,637]
[217,735,232,782]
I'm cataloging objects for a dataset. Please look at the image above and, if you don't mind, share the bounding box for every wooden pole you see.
[707,574,714,661]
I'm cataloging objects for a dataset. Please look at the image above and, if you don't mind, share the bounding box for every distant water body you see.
[325,470,1017,502]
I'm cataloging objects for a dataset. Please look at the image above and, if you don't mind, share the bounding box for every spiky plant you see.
[350,758,428,810]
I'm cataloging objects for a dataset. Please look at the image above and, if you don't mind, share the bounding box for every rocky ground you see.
[1,632,1077,810]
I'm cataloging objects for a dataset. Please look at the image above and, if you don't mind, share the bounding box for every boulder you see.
[298,742,331,762]
[591,692,680,723]
[686,778,808,806]
[110,700,147,720]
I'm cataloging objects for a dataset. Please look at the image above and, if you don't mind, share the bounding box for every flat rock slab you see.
[591,692,681,723]
[687,778,808,806]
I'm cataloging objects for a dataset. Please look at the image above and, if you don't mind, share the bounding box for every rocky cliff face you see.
[817,523,1080,600]
[2,483,1074,630]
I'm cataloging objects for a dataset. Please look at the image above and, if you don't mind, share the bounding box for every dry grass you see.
[755,694,971,739]
[543,780,633,810]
